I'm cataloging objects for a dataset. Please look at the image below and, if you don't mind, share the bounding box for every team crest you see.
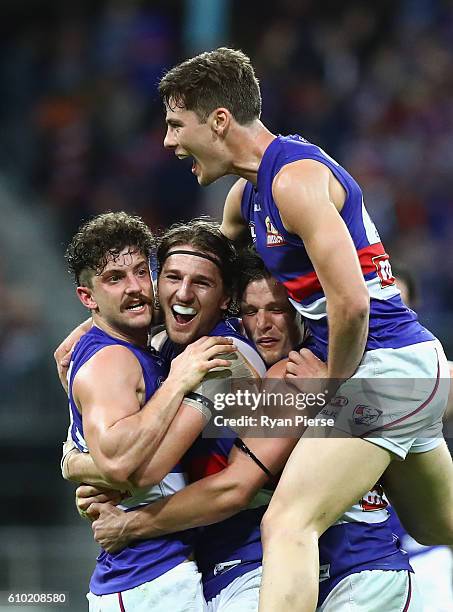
[353,404,382,426]
[265,216,286,247]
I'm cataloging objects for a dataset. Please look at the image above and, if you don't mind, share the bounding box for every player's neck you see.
[229,121,276,185]
[92,316,148,347]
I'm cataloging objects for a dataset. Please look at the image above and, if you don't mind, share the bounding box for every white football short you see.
[318,570,423,611]
[410,547,453,612]
[205,566,262,612]
[87,561,205,612]
[318,340,450,459]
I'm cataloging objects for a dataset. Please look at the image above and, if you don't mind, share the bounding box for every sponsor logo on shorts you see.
[353,404,382,425]
[330,396,348,408]
[265,216,286,247]
[213,560,242,576]
[319,406,338,420]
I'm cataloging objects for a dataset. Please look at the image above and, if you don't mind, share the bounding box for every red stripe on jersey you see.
[282,242,386,301]
[186,453,228,482]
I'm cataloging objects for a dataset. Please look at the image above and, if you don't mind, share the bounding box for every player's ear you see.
[210,108,230,136]
[76,286,97,310]
[220,293,231,312]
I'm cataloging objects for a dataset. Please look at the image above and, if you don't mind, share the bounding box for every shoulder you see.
[221,178,248,240]
[264,357,288,379]
[225,177,247,207]
[74,344,141,388]
[273,158,331,195]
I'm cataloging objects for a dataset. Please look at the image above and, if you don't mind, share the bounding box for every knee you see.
[260,501,317,546]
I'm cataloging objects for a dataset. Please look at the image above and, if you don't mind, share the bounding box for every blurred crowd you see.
[1,0,452,344]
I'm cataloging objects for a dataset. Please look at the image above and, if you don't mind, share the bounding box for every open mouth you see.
[171,304,197,325]
[176,154,198,174]
[124,300,148,313]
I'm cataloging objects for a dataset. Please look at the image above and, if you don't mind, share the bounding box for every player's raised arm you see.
[273,159,369,382]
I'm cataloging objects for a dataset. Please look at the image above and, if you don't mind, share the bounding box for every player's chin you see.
[165,319,198,345]
[197,169,217,186]
[261,348,282,368]
[124,311,152,327]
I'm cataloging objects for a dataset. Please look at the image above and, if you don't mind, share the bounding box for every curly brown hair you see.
[158,47,261,124]
[66,212,154,286]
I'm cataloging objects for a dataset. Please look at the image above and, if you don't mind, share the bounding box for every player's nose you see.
[175,278,194,302]
[164,127,176,149]
[125,274,142,293]
[256,310,272,330]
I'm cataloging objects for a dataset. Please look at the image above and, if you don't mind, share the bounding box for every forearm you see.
[326,301,369,381]
[122,473,248,540]
[66,450,130,490]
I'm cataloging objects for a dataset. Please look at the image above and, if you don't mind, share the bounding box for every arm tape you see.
[60,436,79,480]
[183,392,213,421]
[233,437,273,478]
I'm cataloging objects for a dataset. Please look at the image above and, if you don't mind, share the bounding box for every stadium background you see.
[1,0,452,609]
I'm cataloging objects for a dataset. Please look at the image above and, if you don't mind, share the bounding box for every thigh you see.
[210,567,262,612]
[266,434,392,534]
[383,441,453,544]
[318,570,423,612]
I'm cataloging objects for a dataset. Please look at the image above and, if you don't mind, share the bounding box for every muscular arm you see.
[89,360,297,550]
[74,345,187,484]
[74,337,233,484]
[91,435,296,551]
[273,160,369,381]
[66,399,210,488]
[220,178,249,242]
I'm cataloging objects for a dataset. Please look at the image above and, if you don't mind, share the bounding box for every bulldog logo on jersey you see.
[353,404,382,426]
[265,216,286,247]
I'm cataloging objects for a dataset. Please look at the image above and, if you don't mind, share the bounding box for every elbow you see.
[218,482,256,516]
[335,292,369,325]
[129,467,163,489]
[99,459,131,486]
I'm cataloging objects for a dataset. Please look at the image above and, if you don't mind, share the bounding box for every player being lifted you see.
[157,47,453,611]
